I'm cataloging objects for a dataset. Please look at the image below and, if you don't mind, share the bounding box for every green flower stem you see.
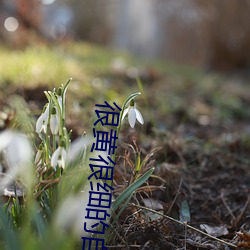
[63,127,70,150]
[52,134,56,152]
[112,92,141,162]
[61,78,72,126]
[44,140,49,166]
[48,92,63,136]
[107,92,141,187]
[47,79,71,137]
[43,94,53,164]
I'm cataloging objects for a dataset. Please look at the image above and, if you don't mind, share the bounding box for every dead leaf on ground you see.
[237,231,250,248]
[200,224,229,237]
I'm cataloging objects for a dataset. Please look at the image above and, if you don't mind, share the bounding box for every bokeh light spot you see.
[50,24,66,40]
[4,17,19,32]
[41,0,55,5]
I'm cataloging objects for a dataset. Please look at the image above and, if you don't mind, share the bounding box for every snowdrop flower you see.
[50,106,59,135]
[0,130,33,190]
[51,135,94,171]
[67,134,93,164]
[35,144,43,164]
[51,143,67,169]
[122,99,144,128]
[56,87,63,111]
[54,180,109,238]
[54,188,90,237]
[36,103,50,133]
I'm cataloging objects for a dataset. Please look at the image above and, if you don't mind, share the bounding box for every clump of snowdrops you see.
[0,79,153,250]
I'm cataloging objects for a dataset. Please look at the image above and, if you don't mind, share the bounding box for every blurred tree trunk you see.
[161,0,250,71]
[0,0,42,46]
[16,0,41,31]
[204,0,250,71]
[15,0,42,45]
[68,0,114,44]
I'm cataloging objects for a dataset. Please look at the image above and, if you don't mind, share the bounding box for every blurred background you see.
[0,2,250,249]
[1,0,250,73]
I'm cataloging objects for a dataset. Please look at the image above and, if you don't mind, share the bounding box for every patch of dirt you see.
[111,131,250,249]
[2,72,250,249]
[108,73,250,249]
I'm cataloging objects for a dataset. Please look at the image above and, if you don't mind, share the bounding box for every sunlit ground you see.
[0,41,250,249]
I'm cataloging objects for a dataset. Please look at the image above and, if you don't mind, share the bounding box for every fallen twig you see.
[233,192,250,227]
[130,203,238,249]
[221,189,236,222]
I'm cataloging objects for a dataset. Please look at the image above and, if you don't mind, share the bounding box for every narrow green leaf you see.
[112,167,154,211]
[62,78,72,98]
[33,210,45,237]
[179,199,191,222]
[0,208,21,250]
[135,152,141,173]
[111,192,133,226]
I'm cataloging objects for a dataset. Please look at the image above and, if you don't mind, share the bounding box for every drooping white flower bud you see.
[57,87,63,112]
[122,99,144,128]
[50,106,59,135]
[35,143,43,164]
[51,141,67,169]
[36,103,50,133]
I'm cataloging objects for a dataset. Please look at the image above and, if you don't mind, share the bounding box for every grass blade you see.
[112,167,154,211]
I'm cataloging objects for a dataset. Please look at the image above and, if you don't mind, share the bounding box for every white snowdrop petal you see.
[58,159,64,169]
[61,148,67,160]
[35,150,42,164]
[122,107,129,120]
[51,147,61,168]
[37,104,50,134]
[6,133,32,169]
[41,122,48,133]
[57,96,63,111]
[55,180,107,237]
[68,135,93,163]
[128,108,136,128]
[50,114,59,135]
[0,131,33,191]
[55,195,80,233]
[60,149,67,169]
[0,130,13,151]
[44,104,50,118]
[36,113,44,133]
[135,109,144,125]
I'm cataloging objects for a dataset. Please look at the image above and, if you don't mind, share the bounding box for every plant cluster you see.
[0,79,152,250]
